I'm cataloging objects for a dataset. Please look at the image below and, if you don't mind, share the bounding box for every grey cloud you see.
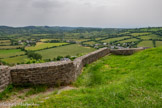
[32,0,63,9]
[0,0,162,28]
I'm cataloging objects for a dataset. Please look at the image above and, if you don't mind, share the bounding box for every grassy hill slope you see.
[15,47,162,108]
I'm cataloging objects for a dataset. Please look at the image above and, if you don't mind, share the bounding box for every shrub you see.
[25,59,45,64]
[56,56,64,61]
[65,55,71,58]
[27,51,42,60]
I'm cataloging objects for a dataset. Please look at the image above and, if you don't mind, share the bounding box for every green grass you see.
[0,40,11,45]
[140,34,162,40]
[25,85,47,97]
[40,39,60,42]
[0,85,14,100]
[137,41,153,47]
[2,55,28,64]
[0,45,23,49]
[95,38,103,40]
[101,36,130,43]
[0,40,10,43]
[156,41,162,47]
[83,41,96,45]
[14,47,162,108]
[25,42,68,51]
[37,44,95,59]
[65,39,90,42]
[31,34,50,37]
[131,32,150,36]
[119,38,139,43]
[119,32,130,35]
[1,44,95,64]
[140,28,162,32]
[0,49,25,59]
[0,85,47,101]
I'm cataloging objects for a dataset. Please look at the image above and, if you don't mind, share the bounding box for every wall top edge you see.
[10,60,72,70]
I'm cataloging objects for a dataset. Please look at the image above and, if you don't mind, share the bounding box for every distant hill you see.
[0,26,121,36]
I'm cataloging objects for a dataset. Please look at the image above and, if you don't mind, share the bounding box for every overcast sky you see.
[0,0,162,28]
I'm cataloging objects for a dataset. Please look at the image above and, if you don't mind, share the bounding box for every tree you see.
[153,40,156,47]
[27,51,42,60]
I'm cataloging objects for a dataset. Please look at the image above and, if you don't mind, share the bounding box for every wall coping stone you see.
[0,66,8,70]
[10,60,72,70]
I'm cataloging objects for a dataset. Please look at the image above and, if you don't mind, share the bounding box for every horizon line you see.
[0,25,162,29]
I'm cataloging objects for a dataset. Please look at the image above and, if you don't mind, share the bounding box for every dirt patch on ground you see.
[57,86,76,94]
[0,86,76,108]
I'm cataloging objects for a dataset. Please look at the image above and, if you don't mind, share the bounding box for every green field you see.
[95,38,103,40]
[140,27,162,31]
[40,39,60,42]
[0,45,23,49]
[0,27,162,65]
[140,34,162,40]
[0,40,11,45]
[119,38,139,43]
[83,41,96,45]
[37,44,95,59]
[101,36,130,43]
[156,41,162,47]
[118,32,130,35]
[65,39,90,42]
[0,49,25,59]
[25,42,68,51]
[2,55,28,64]
[0,44,95,64]
[137,41,153,47]
[131,32,150,36]
[31,34,50,37]
[14,47,162,108]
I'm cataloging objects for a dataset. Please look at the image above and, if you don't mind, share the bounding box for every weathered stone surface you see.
[110,47,145,55]
[0,66,11,90]
[10,61,75,86]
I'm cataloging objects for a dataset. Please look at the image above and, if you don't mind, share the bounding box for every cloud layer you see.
[0,0,162,28]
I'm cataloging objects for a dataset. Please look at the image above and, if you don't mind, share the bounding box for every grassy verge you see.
[25,85,47,97]
[0,85,48,101]
[14,47,162,108]
[0,85,14,100]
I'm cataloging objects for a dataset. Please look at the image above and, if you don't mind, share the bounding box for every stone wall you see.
[0,66,11,90]
[10,61,75,86]
[9,48,110,86]
[73,48,110,79]
[0,47,146,90]
[110,47,145,55]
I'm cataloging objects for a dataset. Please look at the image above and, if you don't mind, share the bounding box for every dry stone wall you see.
[10,61,75,86]
[9,48,110,86]
[0,47,146,90]
[73,48,110,79]
[0,66,11,90]
[110,47,145,55]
